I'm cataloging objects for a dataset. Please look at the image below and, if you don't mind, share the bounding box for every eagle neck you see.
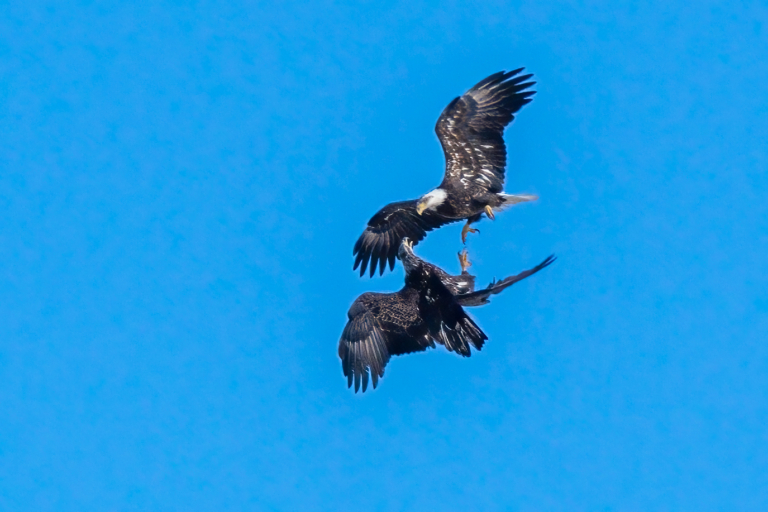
[421,188,448,211]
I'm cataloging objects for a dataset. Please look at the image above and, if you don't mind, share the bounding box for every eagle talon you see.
[458,249,472,273]
[461,222,479,244]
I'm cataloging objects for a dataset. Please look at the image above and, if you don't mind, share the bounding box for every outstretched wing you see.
[338,310,390,393]
[339,292,432,392]
[353,200,455,277]
[436,69,536,194]
[421,272,487,357]
[457,255,556,307]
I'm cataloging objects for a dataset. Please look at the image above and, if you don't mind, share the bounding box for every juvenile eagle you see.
[353,68,538,277]
[339,239,555,392]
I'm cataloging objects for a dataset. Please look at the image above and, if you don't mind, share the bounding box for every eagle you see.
[353,68,538,277]
[339,238,555,392]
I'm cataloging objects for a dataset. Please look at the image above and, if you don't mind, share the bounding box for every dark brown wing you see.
[338,309,390,393]
[338,291,433,392]
[457,255,556,307]
[352,200,456,277]
[420,272,487,357]
[435,69,536,194]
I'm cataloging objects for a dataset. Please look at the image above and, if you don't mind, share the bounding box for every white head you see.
[416,188,447,215]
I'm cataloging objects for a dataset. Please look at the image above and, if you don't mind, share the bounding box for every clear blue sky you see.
[2,1,767,510]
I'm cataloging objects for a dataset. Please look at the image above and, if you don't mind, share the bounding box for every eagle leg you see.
[461,221,479,244]
[458,248,472,273]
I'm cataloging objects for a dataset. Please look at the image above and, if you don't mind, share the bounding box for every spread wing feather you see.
[436,69,536,194]
[352,199,456,277]
[338,310,391,393]
[339,292,433,393]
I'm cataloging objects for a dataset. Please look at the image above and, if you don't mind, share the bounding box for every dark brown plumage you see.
[353,69,538,277]
[339,239,555,392]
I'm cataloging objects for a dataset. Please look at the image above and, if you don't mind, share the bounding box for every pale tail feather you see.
[496,193,538,211]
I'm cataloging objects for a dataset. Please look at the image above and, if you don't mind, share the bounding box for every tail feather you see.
[496,193,538,210]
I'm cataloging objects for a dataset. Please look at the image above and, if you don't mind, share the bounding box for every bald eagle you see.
[353,68,538,277]
[339,239,555,392]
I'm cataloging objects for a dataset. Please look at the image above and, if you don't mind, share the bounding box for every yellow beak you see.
[416,203,426,215]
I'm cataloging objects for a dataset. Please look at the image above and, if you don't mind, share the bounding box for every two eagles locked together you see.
[339,68,555,392]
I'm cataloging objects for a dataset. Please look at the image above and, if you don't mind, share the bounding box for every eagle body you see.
[426,186,490,219]
[353,68,539,277]
[339,239,556,392]
[346,290,434,358]
[426,185,520,223]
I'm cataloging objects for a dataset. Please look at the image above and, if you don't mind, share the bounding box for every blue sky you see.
[2,0,767,510]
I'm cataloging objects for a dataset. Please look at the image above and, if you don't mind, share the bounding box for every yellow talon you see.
[458,249,472,273]
[461,222,479,244]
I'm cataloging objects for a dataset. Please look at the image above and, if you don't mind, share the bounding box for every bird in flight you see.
[339,238,555,392]
[353,69,538,277]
